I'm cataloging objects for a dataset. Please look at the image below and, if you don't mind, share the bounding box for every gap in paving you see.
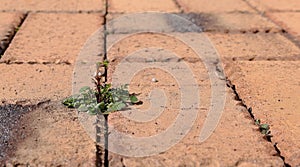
[226,78,291,167]
[243,0,300,50]
[0,13,27,58]
[172,0,184,13]
[0,10,103,14]
[96,0,109,166]
[263,9,300,13]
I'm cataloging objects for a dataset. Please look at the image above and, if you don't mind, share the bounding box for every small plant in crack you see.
[15,26,20,33]
[62,60,139,115]
[255,119,273,140]
[62,60,140,167]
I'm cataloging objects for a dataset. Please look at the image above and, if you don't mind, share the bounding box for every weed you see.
[63,61,139,115]
[15,26,20,32]
[255,119,272,138]
[63,60,139,167]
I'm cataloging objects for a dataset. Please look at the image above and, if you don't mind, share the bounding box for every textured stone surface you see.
[183,12,280,32]
[0,64,72,100]
[226,61,300,166]
[104,33,283,166]
[1,13,103,64]
[108,0,180,13]
[4,102,96,166]
[177,0,254,13]
[207,33,300,61]
[0,0,104,12]
[247,0,300,11]
[267,12,300,39]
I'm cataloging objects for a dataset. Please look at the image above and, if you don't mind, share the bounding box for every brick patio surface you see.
[0,0,299,166]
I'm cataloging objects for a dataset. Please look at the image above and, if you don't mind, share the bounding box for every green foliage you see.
[259,124,270,135]
[96,60,109,69]
[254,119,271,135]
[63,84,139,115]
[15,26,20,32]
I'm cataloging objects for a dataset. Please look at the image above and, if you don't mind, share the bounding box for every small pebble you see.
[152,78,158,83]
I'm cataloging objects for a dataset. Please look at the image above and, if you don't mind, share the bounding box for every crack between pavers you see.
[95,0,109,167]
[266,9,300,13]
[172,0,184,13]
[243,0,300,50]
[0,60,72,65]
[0,10,104,14]
[0,13,28,58]
[107,28,287,35]
[225,78,291,167]
[120,158,126,167]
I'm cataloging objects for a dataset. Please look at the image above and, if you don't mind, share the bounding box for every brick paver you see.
[247,0,300,12]
[1,13,103,64]
[108,0,180,13]
[226,61,300,166]
[0,0,104,12]
[207,33,300,61]
[177,0,254,13]
[7,102,96,166]
[107,12,280,34]
[0,64,72,100]
[185,12,280,32]
[267,12,300,39]
[1,0,300,166]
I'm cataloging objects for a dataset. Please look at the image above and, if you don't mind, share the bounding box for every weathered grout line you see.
[96,0,109,167]
[267,9,300,13]
[0,13,28,58]
[226,78,291,167]
[0,10,103,14]
[0,61,72,65]
[106,28,287,35]
[172,0,184,13]
[242,0,300,49]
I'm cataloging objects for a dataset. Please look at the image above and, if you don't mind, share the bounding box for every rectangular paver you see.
[6,102,96,166]
[267,12,300,39]
[0,0,104,12]
[177,0,254,13]
[183,12,280,33]
[106,12,280,34]
[0,64,72,100]
[247,0,300,12]
[226,61,300,166]
[1,13,103,64]
[108,0,180,13]
[207,33,300,61]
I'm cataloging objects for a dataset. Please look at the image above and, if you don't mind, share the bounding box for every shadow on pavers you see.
[0,99,95,166]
